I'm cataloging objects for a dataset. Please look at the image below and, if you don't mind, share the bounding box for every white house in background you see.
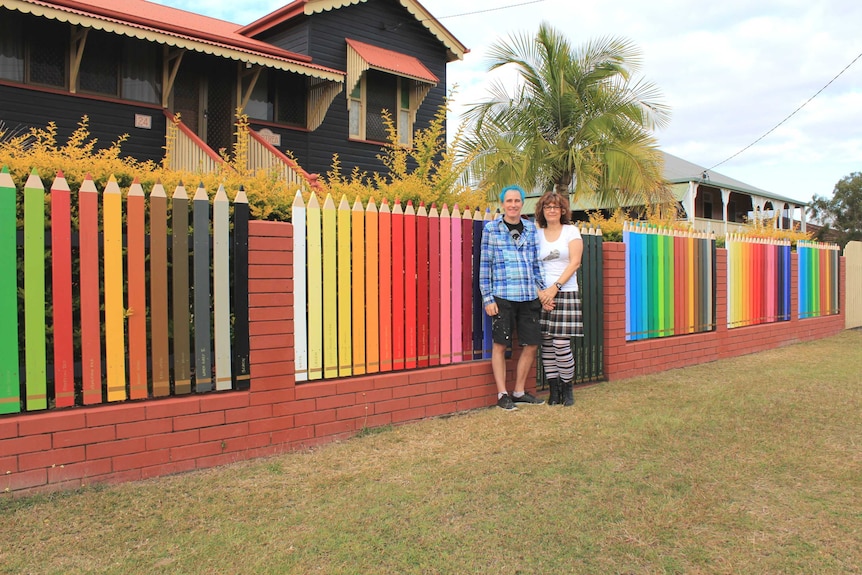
[522,151,809,234]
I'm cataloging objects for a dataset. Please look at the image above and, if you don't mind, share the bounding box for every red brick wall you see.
[0,226,847,495]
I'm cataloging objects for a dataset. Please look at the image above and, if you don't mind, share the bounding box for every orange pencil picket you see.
[428,205,441,366]
[365,199,380,373]
[439,204,451,365]
[378,200,393,372]
[403,201,418,369]
[103,176,127,402]
[352,198,366,375]
[391,200,405,371]
[149,183,170,396]
[126,179,148,399]
[416,202,430,368]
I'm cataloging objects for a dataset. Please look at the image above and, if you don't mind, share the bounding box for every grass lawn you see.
[2,330,860,574]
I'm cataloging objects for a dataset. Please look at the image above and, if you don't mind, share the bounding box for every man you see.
[479,185,549,410]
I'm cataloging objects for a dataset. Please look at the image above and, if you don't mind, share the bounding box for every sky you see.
[153,0,862,205]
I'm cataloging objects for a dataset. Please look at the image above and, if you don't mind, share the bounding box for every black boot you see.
[562,381,574,407]
[548,378,561,406]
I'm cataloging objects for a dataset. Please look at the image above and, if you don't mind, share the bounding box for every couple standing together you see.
[479,185,584,411]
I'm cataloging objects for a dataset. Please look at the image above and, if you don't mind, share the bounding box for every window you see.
[0,11,160,103]
[349,70,411,143]
[246,70,307,127]
[121,39,160,104]
[0,12,24,82]
[28,19,68,88]
[79,31,120,95]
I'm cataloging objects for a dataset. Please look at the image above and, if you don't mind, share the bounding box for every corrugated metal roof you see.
[662,151,803,205]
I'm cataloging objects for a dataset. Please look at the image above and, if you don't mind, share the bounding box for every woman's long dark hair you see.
[535,191,572,228]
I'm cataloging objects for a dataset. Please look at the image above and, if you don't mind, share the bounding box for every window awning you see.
[346,38,438,90]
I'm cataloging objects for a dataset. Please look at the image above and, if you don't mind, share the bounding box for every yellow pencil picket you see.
[337,195,352,377]
[322,194,338,378]
[306,194,323,381]
[352,198,366,375]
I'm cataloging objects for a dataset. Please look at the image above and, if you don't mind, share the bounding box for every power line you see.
[435,0,548,21]
[708,49,862,172]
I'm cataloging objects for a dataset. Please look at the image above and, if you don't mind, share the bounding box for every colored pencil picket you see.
[126,179,148,399]
[232,187,251,390]
[172,183,192,394]
[50,172,74,407]
[213,185,232,390]
[103,176,127,402]
[149,183,170,396]
[364,199,379,373]
[378,200,392,372]
[306,193,323,380]
[439,204,451,364]
[471,208,484,359]
[321,194,338,378]
[337,195,352,377]
[79,175,102,404]
[416,202,430,367]
[192,184,212,392]
[23,170,47,410]
[428,204,441,366]
[461,208,473,362]
[450,205,462,363]
[352,198,366,375]
[391,200,405,371]
[482,209,494,358]
[403,201,418,369]
[292,191,308,382]
[0,167,20,414]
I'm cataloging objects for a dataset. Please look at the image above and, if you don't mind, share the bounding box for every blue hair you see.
[499,185,526,203]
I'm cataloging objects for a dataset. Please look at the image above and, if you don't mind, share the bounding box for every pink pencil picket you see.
[450,205,462,364]
[428,204,441,366]
[461,207,474,362]
[403,201,418,369]
[439,204,451,365]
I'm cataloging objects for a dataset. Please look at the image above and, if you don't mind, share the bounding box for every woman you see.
[535,191,584,406]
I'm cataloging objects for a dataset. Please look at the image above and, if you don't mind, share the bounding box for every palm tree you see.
[460,23,672,208]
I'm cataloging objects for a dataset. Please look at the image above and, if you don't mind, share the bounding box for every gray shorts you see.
[491,297,542,346]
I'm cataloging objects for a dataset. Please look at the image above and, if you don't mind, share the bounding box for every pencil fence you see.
[726,234,792,328]
[797,240,840,319]
[292,193,605,383]
[0,166,250,415]
[624,223,716,341]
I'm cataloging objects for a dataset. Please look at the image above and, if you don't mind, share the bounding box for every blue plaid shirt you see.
[479,217,546,306]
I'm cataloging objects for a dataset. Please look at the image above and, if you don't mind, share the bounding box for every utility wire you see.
[708,49,862,172]
[434,0,548,21]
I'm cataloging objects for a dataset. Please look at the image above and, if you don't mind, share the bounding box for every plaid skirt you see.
[540,290,584,337]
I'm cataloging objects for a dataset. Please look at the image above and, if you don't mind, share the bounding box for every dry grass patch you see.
[2,330,861,574]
